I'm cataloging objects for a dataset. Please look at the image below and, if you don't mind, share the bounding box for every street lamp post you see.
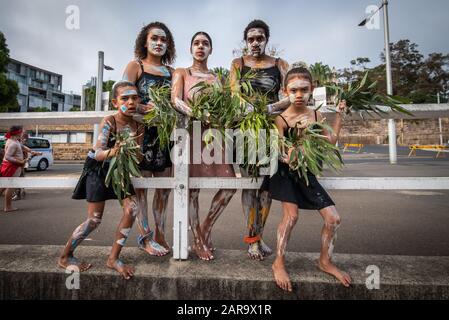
[92,51,114,147]
[359,0,397,164]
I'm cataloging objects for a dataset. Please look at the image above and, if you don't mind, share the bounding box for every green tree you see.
[0,31,19,112]
[69,106,81,112]
[338,40,448,103]
[84,80,115,111]
[309,62,335,87]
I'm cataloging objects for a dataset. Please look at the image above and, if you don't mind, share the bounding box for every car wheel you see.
[37,159,49,171]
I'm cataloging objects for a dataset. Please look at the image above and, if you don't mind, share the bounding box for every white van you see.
[25,137,54,171]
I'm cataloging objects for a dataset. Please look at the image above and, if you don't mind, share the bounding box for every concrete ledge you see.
[0,245,448,300]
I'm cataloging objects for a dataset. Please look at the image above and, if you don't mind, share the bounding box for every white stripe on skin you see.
[120,228,131,237]
[287,80,311,90]
[121,90,138,96]
[173,97,193,116]
[276,214,297,257]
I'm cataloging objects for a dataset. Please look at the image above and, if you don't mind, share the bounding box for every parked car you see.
[24,137,54,171]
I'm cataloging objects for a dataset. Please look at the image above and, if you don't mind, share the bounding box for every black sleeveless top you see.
[278,110,319,138]
[135,60,173,172]
[240,57,282,104]
[136,60,172,104]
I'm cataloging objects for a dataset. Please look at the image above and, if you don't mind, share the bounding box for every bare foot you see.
[154,231,171,252]
[259,239,273,257]
[248,242,264,261]
[203,235,216,252]
[58,256,92,272]
[272,258,293,292]
[318,260,352,287]
[140,239,169,257]
[107,259,134,280]
[4,207,18,213]
[193,243,214,261]
[200,223,215,252]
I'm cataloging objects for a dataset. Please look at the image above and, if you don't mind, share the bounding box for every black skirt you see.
[72,156,135,203]
[261,161,335,210]
[138,126,173,172]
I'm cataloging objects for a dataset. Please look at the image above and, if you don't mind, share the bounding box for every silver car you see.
[25,137,54,171]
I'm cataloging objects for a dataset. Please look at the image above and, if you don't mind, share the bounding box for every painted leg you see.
[107,196,139,280]
[135,186,168,257]
[201,189,236,251]
[152,168,172,250]
[242,189,264,260]
[272,202,298,292]
[58,201,104,272]
[189,189,214,261]
[4,188,18,212]
[257,190,273,257]
[317,206,351,287]
[152,189,171,250]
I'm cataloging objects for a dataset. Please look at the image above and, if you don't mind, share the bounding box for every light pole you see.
[359,0,397,164]
[93,51,114,146]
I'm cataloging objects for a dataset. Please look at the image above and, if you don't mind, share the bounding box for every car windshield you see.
[26,139,50,149]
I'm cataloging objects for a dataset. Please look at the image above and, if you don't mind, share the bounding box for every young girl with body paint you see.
[122,22,176,256]
[171,32,236,261]
[229,19,290,261]
[263,66,351,291]
[59,81,150,280]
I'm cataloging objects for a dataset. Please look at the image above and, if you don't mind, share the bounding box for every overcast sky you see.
[1,0,448,93]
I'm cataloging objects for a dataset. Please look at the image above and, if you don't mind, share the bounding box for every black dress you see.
[72,117,135,202]
[241,57,282,104]
[261,113,335,210]
[239,57,282,173]
[136,60,173,172]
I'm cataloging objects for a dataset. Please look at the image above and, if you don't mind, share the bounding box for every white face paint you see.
[191,34,212,61]
[147,28,167,57]
[287,80,311,90]
[289,94,296,104]
[246,28,267,57]
[287,79,312,105]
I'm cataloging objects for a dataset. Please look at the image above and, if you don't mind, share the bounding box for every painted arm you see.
[21,145,41,157]
[170,69,192,117]
[317,100,347,145]
[4,142,25,165]
[93,116,118,162]
[274,116,291,163]
[267,59,291,115]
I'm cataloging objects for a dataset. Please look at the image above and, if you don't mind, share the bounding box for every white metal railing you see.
[1,111,449,259]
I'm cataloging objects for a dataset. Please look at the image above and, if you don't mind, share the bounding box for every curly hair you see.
[243,19,270,42]
[134,22,176,65]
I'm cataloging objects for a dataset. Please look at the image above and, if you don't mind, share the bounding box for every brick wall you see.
[339,118,449,145]
[52,143,91,160]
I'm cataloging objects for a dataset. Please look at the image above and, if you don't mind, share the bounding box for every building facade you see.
[6,58,81,112]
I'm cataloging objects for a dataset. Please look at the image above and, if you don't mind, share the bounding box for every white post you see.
[438,93,443,145]
[383,0,397,164]
[172,125,190,260]
[93,51,104,147]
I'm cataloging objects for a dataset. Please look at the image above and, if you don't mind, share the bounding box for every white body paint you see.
[246,28,267,57]
[148,28,167,56]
